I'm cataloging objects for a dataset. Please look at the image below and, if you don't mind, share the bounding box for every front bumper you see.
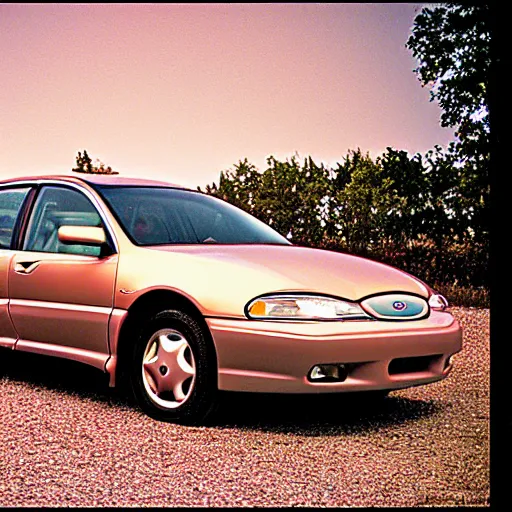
[206,311,462,393]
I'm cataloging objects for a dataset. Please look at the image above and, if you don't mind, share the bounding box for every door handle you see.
[14,261,40,274]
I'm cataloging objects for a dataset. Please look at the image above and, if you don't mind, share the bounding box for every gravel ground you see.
[0,307,489,507]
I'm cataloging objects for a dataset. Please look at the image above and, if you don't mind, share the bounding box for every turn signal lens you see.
[248,300,266,316]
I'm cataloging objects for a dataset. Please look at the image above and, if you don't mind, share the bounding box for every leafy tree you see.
[326,149,384,254]
[406,4,490,159]
[420,145,460,244]
[257,155,331,245]
[406,4,490,242]
[72,150,119,175]
[324,149,428,255]
[376,148,428,246]
[201,155,331,246]
[202,158,262,215]
[205,150,426,254]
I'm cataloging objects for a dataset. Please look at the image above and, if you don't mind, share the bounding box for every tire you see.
[128,309,218,425]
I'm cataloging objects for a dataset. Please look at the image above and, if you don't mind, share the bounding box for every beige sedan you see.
[0,174,462,424]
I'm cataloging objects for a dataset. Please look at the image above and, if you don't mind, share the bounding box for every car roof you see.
[0,173,189,190]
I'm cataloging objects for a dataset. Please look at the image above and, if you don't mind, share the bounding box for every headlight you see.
[428,293,449,311]
[245,294,371,321]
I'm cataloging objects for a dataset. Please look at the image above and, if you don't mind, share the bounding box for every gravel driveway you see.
[1,308,489,507]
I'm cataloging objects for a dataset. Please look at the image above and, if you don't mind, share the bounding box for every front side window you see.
[96,185,291,246]
[24,186,102,256]
[0,187,31,249]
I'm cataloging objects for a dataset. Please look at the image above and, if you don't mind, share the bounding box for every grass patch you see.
[433,282,489,308]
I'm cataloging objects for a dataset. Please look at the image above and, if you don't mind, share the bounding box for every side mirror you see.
[58,225,107,246]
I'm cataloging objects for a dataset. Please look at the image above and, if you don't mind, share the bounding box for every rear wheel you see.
[128,309,218,424]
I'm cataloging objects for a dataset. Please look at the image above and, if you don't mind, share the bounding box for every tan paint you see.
[207,312,462,392]
[114,244,430,317]
[15,339,109,371]
[8,252,118,355]
[58,225,106,246]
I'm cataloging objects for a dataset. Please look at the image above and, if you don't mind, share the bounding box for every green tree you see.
[202,158,262,215]
[201,155,331,246]
[326,149,384,255]
[264,155,332,246]
[420,145,460,244]
[406,4,490,242]
[72,150,119,175]
[406,4,490,159]
[325,148,427,256]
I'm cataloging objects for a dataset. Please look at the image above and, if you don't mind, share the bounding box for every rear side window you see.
[0,187,31,249]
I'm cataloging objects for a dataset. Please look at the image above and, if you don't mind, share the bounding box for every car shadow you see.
[1,350,443,435]
[0,349,127,405]
[211,390,443,436]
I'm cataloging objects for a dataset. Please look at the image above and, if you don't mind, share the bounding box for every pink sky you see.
[0,3,454,189]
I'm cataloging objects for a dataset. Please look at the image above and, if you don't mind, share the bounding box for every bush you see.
[432,282,489,309]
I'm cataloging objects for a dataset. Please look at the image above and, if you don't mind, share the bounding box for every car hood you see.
[121,244,430,318]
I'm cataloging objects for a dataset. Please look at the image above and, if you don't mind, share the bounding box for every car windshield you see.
[95,185,291,246]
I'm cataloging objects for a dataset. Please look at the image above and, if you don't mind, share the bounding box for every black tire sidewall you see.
[129,309,217,424]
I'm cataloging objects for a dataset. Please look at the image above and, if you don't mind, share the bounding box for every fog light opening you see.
[308,364,348,383]
[444,355,454,369]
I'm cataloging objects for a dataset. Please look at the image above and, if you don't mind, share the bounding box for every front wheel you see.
[128,309,218,424]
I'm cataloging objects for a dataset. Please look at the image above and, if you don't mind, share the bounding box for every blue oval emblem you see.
[393,301,407,311]
[360,294,428,320]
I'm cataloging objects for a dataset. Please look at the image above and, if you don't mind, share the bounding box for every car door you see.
[0,185,33,349]
[8,183,119,367]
